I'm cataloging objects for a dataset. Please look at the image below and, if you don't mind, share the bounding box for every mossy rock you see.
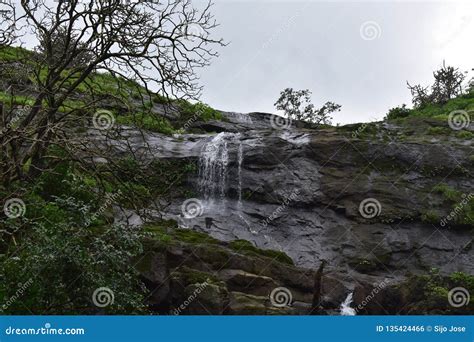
[228,239,294,265]
[397,271,474,314]
[348,258,379,273]
[173,229,221,245]
[227,291,268,315]
[172,266,220,286]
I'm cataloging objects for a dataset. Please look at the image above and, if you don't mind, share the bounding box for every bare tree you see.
[0,0,16,46]
[0,0,223,189]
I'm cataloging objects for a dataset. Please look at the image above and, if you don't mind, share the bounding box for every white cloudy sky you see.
[199,0,474,124]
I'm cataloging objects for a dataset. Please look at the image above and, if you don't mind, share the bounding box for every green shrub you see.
[1,196,147,314]
[176,100,222,129]
[385,104,411,120]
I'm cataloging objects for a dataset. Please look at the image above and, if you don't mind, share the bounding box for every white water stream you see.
[340,292,356,316]
[198,132,243,204]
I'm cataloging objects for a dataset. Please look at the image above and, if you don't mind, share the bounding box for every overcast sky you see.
[198,0,474,124]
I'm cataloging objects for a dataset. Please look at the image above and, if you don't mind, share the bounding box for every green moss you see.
[0,92,36,107]
[173,266,219,285]
[348,258,378,273]
[174,229,221,245]
[228,239,294,265]
[427,126,451,135]
[433,183,462,201]
[421,210,441,224]
[144,222,221,246]
[0,46,32,62]
[116,112,176,135]
[456,130,473,139]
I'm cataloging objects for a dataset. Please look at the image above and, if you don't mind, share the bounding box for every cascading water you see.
[340,292,356,316]
[198,132,243,204]
[199,132,230,200]
[237,141,243,208]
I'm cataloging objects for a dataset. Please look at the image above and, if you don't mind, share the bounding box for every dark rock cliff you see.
[101,109,473,314]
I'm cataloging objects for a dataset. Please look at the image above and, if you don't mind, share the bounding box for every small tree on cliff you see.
[407,62,467,108]
[274,88,341,125]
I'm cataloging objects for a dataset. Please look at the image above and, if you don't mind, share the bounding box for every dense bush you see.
[0,175,148,314]
[385,104,411,120]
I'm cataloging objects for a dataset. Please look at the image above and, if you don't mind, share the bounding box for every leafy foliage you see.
[274,88,340,125]
[408,63,468,108]
[385,104,411,120]
[1,176,147,314]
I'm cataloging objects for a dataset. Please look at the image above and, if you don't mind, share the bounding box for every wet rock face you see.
[118,111,472,309]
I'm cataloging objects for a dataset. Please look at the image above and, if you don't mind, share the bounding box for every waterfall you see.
[340,292,356,316]
[198,132,243,204]
[199,132,229,200]
[237,141,243,208]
